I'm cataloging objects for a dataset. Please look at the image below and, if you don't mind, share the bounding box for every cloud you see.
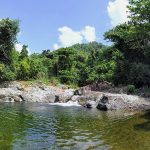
[58,26,83,47]
[53,26,96,50]
[15,43,30,53]
[53,43,60,50]
[81,26,96,42]
[15,43,23,52]
[107,0,129,26]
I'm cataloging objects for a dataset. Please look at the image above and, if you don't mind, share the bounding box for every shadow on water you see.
[134,110,150,131]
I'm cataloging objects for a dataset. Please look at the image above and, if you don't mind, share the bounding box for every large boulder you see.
[78,89,150,110]
[64,89,75,98]
[1,81,149,111]
[96,96,109,111]
[71,95,82,102]
[21,87,57,103]
[0,88,23,102]
[57,89,75,103]
[0,88,22,98]
[0,81,23,90]
[0,82,76,103]
[96,93,150,110]
[80,81,113,92]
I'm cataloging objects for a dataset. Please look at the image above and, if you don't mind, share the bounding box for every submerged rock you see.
[77,96,88,106]
[12,96,23,102]
[85,101,97,109]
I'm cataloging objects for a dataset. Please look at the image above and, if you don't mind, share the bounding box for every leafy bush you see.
[30,58,48,79]
[127,85,136,94]
[59,70,78,85]
[0,63,5,73]
[0,66,16,81]
[17,58,30,80]
[128,63,150,87]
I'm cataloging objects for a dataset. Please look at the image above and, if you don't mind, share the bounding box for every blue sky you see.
[0,0,129,53]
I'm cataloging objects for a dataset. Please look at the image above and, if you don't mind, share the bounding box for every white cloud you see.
[58,26,83,47]
[107,0,129,26]
[15,43,23,52]
[81,26,96,42]
[53,26,96,50]
[53,43,60,50]
[15,43,30,53]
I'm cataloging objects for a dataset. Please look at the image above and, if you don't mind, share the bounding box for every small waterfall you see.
[49,101,81,107]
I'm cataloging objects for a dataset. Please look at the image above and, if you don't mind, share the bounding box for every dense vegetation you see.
[0,0,149,88]
[105,0,150,87]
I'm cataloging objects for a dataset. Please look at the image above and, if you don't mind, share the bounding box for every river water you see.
[0,103,150,150]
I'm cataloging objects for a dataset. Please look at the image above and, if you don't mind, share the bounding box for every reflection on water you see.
[0,103,149,150]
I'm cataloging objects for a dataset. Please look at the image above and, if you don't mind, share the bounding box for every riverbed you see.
[0,103,149,150]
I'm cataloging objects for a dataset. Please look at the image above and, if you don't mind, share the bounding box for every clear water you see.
[0,103,150,150]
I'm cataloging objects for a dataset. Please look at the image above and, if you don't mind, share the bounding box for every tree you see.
[128,0,150,63]
[29,55,48,79]
[0,18,19,64]
[104,0,150,87]
[128,0,150,25]
[56,48,76,73]
[19,45,28,60]
[17,58,30,80]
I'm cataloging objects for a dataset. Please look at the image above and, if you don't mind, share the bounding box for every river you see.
[0,103,149,150]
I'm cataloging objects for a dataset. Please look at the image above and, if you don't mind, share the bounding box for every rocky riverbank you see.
[0,81,150,111]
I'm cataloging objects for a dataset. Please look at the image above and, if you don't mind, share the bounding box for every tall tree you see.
[19,45,29,60]
[104,0,150,87]
[128,0,150,62]
[0,18,19,64]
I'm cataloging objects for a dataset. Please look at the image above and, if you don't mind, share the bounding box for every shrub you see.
[127,85,136,94]
[17,58,30,80]
[0,66,16,81]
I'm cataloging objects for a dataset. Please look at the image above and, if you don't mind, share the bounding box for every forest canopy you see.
[0,0,149,88]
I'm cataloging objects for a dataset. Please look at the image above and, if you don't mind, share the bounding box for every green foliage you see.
[59,70,78,85]
[0,66,16,81]
[104,0,150,87]
[128,63,150,87]
[0,18,19,64]
[128,0,150,25]
[127,85,136,94]
[72,42,105,53]
[0,63,5,72]
[41,43,119,86]
[29,55,48,79]
[49,77,60,86]
[1,1,150,91]
[17,58,30,80]
[0,63,5,81]
[85,47,118,84]
[19,45,28,60]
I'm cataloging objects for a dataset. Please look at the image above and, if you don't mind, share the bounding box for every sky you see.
[0,0,129,53]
